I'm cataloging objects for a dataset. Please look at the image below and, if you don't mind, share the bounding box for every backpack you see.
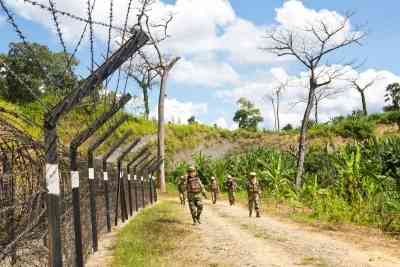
[187,176,202,193]
[247,180,260,193]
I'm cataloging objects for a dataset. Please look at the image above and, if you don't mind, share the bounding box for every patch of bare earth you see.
[172,199,400,267]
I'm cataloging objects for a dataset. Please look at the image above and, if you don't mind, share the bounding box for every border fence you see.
[0,0,165,266]
[0,117,161,266]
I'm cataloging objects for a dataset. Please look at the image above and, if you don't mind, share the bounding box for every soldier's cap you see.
[249,172,257,177]
[187,166,196,172]
[227,174,232,179]
[211,176,216,180]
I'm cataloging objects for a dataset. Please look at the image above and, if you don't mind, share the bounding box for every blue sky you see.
[1,0,400,129]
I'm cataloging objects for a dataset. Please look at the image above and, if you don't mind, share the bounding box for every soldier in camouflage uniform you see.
[177,175,187,206]
[209,176,220,204]
[186,166,207,225]
[246,172,261,217]
[225,175,237,206]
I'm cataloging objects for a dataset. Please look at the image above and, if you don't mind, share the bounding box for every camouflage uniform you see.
[177,176,187,206]
[210,177,219,204]
[246,173,261,217]
[186,167,206,224]
[225,176,237,206]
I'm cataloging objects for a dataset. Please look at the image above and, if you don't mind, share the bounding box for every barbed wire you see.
[0,0,153,265]
[58,0,96,92]
[22,0,125,32]
[0,58,50,112]
[104,0,114,91]
[87,0,95,74]
[47,0,69,68]
[115,0,134,93]
[0,0,62,94]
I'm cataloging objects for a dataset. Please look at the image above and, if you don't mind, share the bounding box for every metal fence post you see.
[115,138,141,223]
[141,176,145,208]
[102,161,111,232]
[127,171,133,216]
[44,121,63,267]
[87,115,129,236]
[69,150,83,267]
[133,171,138,212]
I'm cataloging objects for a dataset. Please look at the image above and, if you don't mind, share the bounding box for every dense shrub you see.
[334,116,375,140]
[282,123,293,131]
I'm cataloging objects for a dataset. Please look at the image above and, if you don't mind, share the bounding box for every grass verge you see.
[112,200,191,267]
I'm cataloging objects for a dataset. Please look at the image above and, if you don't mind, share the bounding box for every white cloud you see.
[214,117,238,130]
[160,0,235,54]
[5,0,399,130]
[217,18,281,65]
[220,66,400,128]
[151,98,208,124]
[4,0,280,65]
[215,117,228,128]
[171,54,241,88]
[272,0,362,60]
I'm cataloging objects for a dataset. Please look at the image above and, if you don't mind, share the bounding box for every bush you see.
[334,117,375,140]
[304,146,337,187]
[384,111,400,129]
[282,123,293,131]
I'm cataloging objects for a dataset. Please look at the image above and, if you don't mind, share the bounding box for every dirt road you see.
[175,199,400,267]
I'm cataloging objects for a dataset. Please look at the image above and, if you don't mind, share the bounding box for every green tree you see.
[187,115,196,125]
[384,83,400,111]
[233,97,263,131]
[0,42,78,103]
[282,123,293,131]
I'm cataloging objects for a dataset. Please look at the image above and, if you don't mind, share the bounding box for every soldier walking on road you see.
[246,172,261,217]
[210,176,220,204]
[186,166,207,225]
[225,175,237,206]
[177,175,187,206]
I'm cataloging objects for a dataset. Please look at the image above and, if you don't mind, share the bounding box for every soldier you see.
[209,176,220,204]
[225,175,237,206]
[186,166,207,225]
[177,175,187,206]
[246,172,261,217]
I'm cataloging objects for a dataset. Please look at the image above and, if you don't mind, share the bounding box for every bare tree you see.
[137,2,181,192]
[264,12,366,188]
[313,85,344,123]
[294,82,344,123]
[126,61,158,119]
[265,94,277,131]
[349,74,379,116]
[269,80,289,132]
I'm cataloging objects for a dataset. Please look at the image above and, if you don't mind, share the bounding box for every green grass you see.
[112,200,191,267]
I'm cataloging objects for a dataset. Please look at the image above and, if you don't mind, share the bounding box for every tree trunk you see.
[142,85,150,119]
[157,69,168,193]
[360,90,368,116]
[271,98,277,131]
[314,96,318,123]
[277,92,281,132]
[295,83,316,189]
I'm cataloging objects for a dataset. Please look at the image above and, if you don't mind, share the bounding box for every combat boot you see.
[256,210,260,218]
[196,216,201,224]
